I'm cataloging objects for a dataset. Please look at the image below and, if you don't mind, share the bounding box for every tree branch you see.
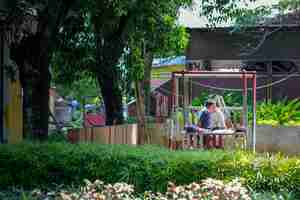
[240,26,282,57]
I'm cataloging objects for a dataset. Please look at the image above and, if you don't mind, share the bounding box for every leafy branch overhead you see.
[200,0,300,28]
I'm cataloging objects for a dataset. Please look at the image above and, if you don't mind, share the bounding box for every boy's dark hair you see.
[205,100,215,108]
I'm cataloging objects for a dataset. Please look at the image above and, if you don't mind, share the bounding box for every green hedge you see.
[0,143,299,195]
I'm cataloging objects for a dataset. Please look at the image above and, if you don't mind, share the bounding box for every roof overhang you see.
[186,27,300,61]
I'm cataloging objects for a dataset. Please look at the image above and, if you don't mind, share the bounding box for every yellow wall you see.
[152,65,185,75]
[4,78,23,144]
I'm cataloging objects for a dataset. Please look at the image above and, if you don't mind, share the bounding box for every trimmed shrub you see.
[0,143,299,196]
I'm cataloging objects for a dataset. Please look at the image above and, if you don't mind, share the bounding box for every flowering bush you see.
[29,178,251,200]
[164,178,251,200]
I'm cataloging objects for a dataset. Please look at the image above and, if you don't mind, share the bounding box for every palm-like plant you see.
[257,99,300,125]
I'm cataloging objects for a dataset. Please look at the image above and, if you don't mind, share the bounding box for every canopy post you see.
[171,73,178,150]
[182,73,185,126]
[242,71,248,132]
[171,73,175,112]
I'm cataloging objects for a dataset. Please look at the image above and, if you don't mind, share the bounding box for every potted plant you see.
[67,117,82,144]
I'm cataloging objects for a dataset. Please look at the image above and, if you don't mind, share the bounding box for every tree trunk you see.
[95,36,124,125]
[97,77,123,125]
[11,33,50,140]
[143,52,153,116]
[135,79,147,144]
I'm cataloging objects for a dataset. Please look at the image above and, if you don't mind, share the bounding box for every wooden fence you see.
[76,123,170,147]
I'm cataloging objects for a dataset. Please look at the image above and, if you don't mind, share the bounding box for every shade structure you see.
[171,70,257,152]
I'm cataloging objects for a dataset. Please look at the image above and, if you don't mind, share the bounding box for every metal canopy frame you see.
[171,70,257,152]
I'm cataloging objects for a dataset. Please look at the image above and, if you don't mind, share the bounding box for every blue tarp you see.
[152,56,185,67]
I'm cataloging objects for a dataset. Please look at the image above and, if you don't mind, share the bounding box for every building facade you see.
[186,27,300,101]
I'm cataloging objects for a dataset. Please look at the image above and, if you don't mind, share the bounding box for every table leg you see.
[220,135,224,148]
[198,134,203,149]
[213,135,217,148]
[193,135,197,149]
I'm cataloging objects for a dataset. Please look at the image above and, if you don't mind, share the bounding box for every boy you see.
[198,100,215,129]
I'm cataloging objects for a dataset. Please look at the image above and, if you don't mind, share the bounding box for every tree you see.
[84,0,191,126]
[9,0,82,139]
[125,4,190,143]
[200,0,272,26]
[141,17,189,116]
[51,13,98,102]
[126,44,147,143]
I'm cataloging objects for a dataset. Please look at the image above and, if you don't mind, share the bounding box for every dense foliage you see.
[257,99,300,126]
[0,143,299,196]
[54,77,100,102]
[192,90,249,107]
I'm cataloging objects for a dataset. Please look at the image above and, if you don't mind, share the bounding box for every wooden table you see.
[183,129,246,149]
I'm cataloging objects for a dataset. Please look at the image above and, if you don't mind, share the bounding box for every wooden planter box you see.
[78,124,138,145]
[71,123,170,147]
[255,125,300,155]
